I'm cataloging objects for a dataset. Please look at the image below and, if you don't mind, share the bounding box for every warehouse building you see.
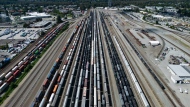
[151,15,172,22]
[167,65,190,83]
[20,12,51,22]
[31,21,51,28]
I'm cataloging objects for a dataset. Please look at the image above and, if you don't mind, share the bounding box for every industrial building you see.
[30,21,51,28]
[167,65,190,83]
[151,15,172,22]
[20,12,51,22]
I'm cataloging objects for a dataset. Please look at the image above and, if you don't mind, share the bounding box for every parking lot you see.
[0,28,41,40]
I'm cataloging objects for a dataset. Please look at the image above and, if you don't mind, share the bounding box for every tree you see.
[23,23,30,28]
[38,7,43,13]
[56,15,62,24]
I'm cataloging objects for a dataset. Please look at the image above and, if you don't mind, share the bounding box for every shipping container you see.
[13,70,20,77]
[82,87,87,97]
[24,60,29,66]
[56,85,62,95]
[5,72,13,79]
[36,90,44,102]
[30,55,35,61]
[47,72,52,80]
[0,73,6,79]
[84,79,87,87]
[56,58,60,64]
[43,79,49,88]
[39,98,46,107]
[18,61,24,67]
[0,82,8,93]
[7,76,14,83]
[49,93,55,103]
[50,67,56,75]
[12,66,18,72]
[53,85,58,93]
[51,94,58,107]
[57,76,61,83]
[19,65,24,71]
[64,60,68,65]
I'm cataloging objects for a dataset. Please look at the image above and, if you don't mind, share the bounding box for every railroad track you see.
[99,11,138,107]
[123,15,185,107]
[61,10,113,107]
[124,13,190,57]
[29,19,87,107]
[59,19,87,107]
[5,24,72,107]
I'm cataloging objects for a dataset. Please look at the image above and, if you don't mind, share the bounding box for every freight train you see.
[0,22,68,94]
[31,19,85,107]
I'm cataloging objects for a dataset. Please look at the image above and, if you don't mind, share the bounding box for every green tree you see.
[156,20,159,24]
[56,15,62,24]
[38,7,43,13]
[23,23,30,28]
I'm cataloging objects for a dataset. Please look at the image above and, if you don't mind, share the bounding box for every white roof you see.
[149,41,159,43]
[21,16,36,20]
[152,15,164,18]
[21,12,51,20]
[27,12,50,17]
[171,75,183,81]
[152,15,172,19]
[168,65,190,77]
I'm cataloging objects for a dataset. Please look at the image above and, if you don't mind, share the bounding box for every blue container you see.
[47,72,52,80]
[50,67,56,75]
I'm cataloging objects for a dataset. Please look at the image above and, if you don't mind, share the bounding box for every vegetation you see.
[23,23,30,28]
[57,15,63,24]
[178,8,190,17]
[0,22,69,105]
[0,43,8,50]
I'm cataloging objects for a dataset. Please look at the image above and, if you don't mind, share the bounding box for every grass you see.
[0,23,69,105]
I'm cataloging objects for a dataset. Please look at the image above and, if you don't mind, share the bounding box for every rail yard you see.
[0,8,190,107]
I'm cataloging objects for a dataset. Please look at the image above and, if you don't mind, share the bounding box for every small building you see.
[145,6,156,12]
[164,7,178,14]
[167,65,190,83]
[149,41,160,46]
[151,15,172,22]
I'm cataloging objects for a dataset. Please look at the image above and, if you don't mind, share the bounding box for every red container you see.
[57,76,62,83]
[43,79,49,88]
[64,60,68,65]
[30,55,34,61]
[84,79,87,87]
[13,70,20,77]
[24,60,29,66]
[19,65,24,71]
[7,76,14,83]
